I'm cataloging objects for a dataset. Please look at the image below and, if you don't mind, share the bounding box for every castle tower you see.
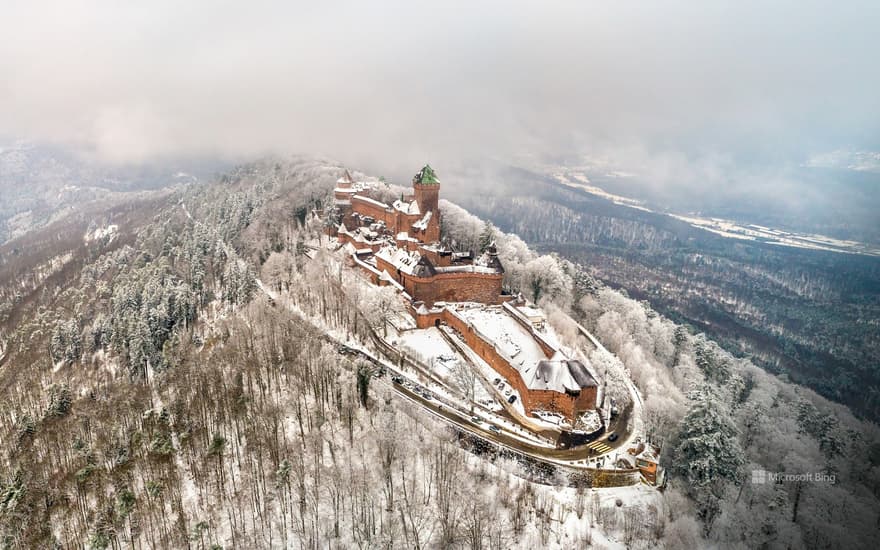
[336,169,354,189]
[413,164,440,214]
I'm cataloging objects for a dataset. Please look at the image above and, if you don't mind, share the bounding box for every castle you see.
[332,165,506,306]
[330,166,598,425]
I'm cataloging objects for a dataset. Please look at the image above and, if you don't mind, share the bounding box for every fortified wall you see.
[413,303,597,421]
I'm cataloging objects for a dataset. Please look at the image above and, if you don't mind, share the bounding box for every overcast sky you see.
[2,1,878,188]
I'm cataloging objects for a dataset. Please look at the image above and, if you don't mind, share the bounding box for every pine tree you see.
[674,384,745,490]
[693,335,731,382]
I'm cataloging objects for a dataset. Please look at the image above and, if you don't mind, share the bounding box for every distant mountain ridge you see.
[0,142,227,243]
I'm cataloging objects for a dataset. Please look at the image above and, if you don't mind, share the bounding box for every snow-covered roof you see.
[396,232,419,243]
[434,264,501,275]
[474,247,504,273]
[531,359,597,392]
[412,210,432,230]
[352,194,391,209]
[375,245,421,275]
[337,169,355,185]
[451,304,596,395]
[392,199,420,215]
[517,306,545,321]
[636,444,660,464]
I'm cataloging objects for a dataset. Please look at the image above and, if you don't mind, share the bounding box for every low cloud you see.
[2,1,878,196]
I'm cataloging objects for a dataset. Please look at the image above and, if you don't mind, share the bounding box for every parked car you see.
[470,416,481,424]
[493,378,501,385]
[608,432,619,442]
[392,376,403,384]
[422,391,433,400]
[489,425,501,433]
[507,395,517,404]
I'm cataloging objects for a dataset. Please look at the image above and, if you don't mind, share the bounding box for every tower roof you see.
[413,164,439,185]
[337,169,355,185]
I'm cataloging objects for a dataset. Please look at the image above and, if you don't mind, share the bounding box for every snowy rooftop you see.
[375,245,422,275]
[393,199,420,215]
[434,264,501,275]
[451,304,594,394]
[517,305,545,321]
[334,180,374,193]
[412,210,432,230]
[352,194,391,210]
[336,170,355,185]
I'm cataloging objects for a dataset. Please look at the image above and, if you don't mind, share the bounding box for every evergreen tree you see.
[693,335,731,383]
[674,384,745,490]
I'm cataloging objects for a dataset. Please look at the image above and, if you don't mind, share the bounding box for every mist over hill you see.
[0,142,229,243]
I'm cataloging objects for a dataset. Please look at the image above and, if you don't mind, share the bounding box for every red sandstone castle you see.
[330,166,599,425]
[333,165,505,306]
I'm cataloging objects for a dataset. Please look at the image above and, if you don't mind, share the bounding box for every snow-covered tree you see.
[521,254,572,305]
[674,384,745,490]
[478,221,495,253]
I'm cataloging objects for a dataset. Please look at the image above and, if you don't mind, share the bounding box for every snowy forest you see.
[0,158,879,549]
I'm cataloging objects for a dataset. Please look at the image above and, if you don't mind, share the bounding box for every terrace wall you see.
[375,256,504,306]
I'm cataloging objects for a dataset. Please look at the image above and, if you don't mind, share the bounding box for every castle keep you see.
[332,165,505,306]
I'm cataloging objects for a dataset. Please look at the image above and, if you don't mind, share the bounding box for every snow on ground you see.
[575,409,603,432]
[395,327,458,378]
[84,224,118,243]
[474,451,663,549]
[554,171,880,257]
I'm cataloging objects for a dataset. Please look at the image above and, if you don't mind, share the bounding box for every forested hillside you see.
[1,158,878,549]
[441,200,880,548]
[447,168,880,421]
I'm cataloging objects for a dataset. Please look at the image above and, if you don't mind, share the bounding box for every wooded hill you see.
[0,158,878,549]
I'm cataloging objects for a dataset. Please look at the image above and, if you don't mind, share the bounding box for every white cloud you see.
[0,0,877,185]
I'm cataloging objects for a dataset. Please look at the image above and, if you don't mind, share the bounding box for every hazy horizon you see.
[3,1,879,218]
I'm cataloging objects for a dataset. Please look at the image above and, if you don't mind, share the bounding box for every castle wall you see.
[375,255,504,306]
[350,196,396,228]
[417,246,454,267]
[406,273,504,306]
[436,307,596,422]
